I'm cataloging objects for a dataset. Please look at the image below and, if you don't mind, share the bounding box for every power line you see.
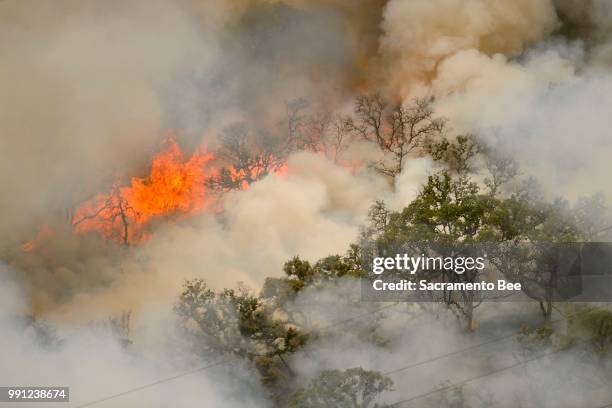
[381,304,578,377]
[74,302,610,407]
[389,304,612,408]
[73,301,401,407]
[383,332,514,376]
[75,359,232,408]
[387,345,567,407]
[388,336,602,407]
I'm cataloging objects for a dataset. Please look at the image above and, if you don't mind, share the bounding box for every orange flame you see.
[55,130,359,247]
[73,136,215,244]
[21,225,54,252]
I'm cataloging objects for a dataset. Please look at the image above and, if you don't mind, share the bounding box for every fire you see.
[128,137,213,217]
[226,161,289,191]
[28,130,354,248]
[21,225,54,252]
[73,136,215,244]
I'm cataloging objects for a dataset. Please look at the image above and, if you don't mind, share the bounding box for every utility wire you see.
[381,303,586,377]
[73,301,401,407]
[75,359,231,408]
[387,342,581,407]
[387,304,611,407]
[74,301,610,407]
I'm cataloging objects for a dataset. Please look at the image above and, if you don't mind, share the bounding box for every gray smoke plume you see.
[2,1,612,407]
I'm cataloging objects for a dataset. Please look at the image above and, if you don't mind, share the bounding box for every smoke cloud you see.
[378,0,559,96]
[3,1,612,406]
[431,43,612,199]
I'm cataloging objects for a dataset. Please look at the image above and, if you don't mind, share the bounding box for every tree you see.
[366,200,390,237]
[207,123,287,190]
[208,100,353,190]
[285,98,353,163]
[427,134,481,177]
[377,172,509,330]
[371,169,574,329]
[174,279,305,394]
[72,183,135,245]
[344,95,445,178]
[489,198,585,322]
[282,251,365,293]
[482,148,520,196]
[577,308,612,366]
[288,367,393,408]
[574,193,611,240]
[88,310,133,348]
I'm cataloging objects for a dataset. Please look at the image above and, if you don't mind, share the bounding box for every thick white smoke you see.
[3,1,612,407]
[431,45,612,199]
[0,262,269,408]
[282,279,612,407]
[47,152,390,319]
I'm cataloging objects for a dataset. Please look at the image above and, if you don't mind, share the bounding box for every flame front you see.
[40,130,351,248]
[128,138,214,218]
[73,136,215,244]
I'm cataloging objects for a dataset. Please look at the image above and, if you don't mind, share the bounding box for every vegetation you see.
[173,94,612,404]
[287,368,393,408]
[20,93,612,407]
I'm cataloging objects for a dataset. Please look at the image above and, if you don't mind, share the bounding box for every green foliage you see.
[401,172,489,240]
[174,278,301,359]
[288,367,393,408]
[427,134,480,176]
[174,279,310,402]
[372,169,595,324]
[177,92,612,401]
[516,324,555,353]
[283,251,365,292]
[378,172,523,246]
[373,172,513,329]
[578,309,612,362]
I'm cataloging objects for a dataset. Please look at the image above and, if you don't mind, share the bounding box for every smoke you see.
[377,0,559,96]
[13,152,391,317]
[430,42,612,199]
[0,0,570,244]
[386,157,438,211]
[0,0,390,313]
[285,280,612,407]
[0,0,218,244]
[3,1,612,406]
[0,0,371,246]
[0,262,269,408]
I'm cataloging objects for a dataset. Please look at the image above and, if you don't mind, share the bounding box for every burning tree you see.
[206,123,288,191]
[72,183,136,246]
[207,99,354,191]
[72,137,214,245]
[285,99,352,164]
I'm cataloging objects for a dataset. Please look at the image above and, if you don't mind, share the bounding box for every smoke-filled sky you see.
[1,1,612,406]
[2,0,611,240]
[2,0,612,339]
